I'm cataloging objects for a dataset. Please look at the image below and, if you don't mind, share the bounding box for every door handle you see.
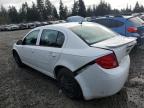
[50,53,57,57]
[52,54,56,57]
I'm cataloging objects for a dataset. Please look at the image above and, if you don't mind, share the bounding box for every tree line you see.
[0,0,144,24]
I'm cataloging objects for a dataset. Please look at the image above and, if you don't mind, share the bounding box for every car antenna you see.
[79,20,83,26]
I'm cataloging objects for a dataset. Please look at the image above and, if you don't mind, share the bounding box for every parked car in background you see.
[66,16,86,22]
[48,21,61,24]
[10,24,19,30]
[4,25,12,31]
[85,17,92,22]
[132,13,144,21]
[58,20,66,23]
[139,14,144,21]
[27,23,36,29]
[41,21,49,26]
[13,22,136,100]
[0,25,3,31]
[0,25,8,31]
[3,24,19,31]
[19,23,28,30]
[34,21,42,27]
[90,16,144,45]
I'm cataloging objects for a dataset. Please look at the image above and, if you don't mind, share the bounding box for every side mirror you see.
[16,40,23,45]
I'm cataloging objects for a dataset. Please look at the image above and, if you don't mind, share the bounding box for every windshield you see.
[70,24,117,45]
[129,17,144,27]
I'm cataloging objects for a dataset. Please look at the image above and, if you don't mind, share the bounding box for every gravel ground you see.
[0,30,144,108]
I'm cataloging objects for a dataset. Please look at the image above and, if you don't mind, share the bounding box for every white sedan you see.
[13,22,136,100]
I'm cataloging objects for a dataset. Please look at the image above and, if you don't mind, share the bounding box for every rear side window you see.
[129,17,144,27]
[95,19,124,28]
[108,19,124,28]
[70,25,116,45]
[23,30,40,45]
[40,29,65,48]
[94,19,109,27]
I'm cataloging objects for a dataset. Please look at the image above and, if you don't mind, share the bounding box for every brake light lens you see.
[127,27,137,33]
[96,53,119,69]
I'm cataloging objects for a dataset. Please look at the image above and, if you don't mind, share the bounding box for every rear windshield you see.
[129,17,144,27]
[70,24,116,45]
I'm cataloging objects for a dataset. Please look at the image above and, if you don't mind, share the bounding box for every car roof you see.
[94,16,138,23]
[35,22,96,30]
[50,22,80,28]
[95,15,134,20]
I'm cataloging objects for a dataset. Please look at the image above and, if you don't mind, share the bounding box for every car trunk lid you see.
[91,36,137,64]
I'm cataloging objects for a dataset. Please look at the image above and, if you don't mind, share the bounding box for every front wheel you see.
[13,51,24,67]
[57,68,83,99]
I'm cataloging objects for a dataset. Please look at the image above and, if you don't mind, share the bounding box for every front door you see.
[19,30,40,65]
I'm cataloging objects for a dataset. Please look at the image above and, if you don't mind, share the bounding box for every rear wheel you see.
[57,68,83,99]
[13,51,24,67]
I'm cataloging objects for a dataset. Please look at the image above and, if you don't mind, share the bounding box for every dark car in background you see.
[0,25,4,31]
[27,23,36,29]
[19,23,28,30]
[90,16,144,45]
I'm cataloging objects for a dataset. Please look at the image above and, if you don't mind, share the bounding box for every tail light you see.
[127,27,137,33]
[96,53,119,69]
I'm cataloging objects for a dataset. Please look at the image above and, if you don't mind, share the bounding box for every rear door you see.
[32,29,65,77]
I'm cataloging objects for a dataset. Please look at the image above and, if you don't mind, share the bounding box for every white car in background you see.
[12,22,136,100]
[66,16,86,22]
[5,24,19,31]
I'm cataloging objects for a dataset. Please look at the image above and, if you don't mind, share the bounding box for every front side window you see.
[94,19,109,27]
[40,29,65,48]
[70,25,117,45]
[23,30,40,45]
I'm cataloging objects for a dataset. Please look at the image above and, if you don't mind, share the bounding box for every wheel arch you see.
[12,49,18,55]
[12,49,21,60]
[54,65,84,99]
[54,65,74,79]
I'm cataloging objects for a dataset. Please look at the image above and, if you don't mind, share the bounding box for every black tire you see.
[13,51,24,67]
[57,68,83,99]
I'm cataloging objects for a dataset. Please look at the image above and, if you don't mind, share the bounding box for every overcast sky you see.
[0,0,144,10]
